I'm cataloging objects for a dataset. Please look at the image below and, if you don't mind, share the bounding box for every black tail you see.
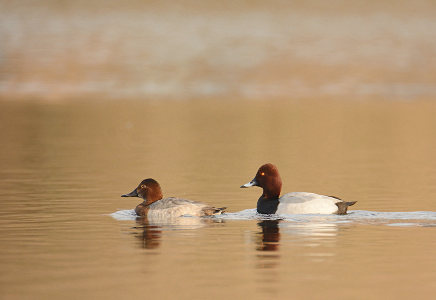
[335,201,357,215]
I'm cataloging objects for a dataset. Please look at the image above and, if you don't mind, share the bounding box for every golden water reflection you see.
[132,218,162,250]
[1,99,436,299]
[256,220,281,252]
[1,1,436,100]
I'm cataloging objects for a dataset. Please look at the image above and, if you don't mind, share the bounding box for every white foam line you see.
[109,209,436,228]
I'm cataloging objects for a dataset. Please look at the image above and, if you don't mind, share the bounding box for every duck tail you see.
[335,201,357,215]
[202,207,227,216]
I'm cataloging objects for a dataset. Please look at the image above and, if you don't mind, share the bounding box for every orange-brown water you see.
[0,99,435,299]
[1,1,436,100]
[2,0,436,298]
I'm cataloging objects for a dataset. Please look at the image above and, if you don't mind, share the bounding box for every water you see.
[1,99,436,299]
[1,1,436,298]
[1,1,436,100]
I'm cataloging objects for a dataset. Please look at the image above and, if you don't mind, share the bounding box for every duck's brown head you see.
[240,163,282,199]
[121,178,163,205]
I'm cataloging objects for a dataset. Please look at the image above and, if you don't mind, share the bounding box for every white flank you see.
[275,192,341,214]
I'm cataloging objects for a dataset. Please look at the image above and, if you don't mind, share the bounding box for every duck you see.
[240,163,356,215]
[122,178,226,217]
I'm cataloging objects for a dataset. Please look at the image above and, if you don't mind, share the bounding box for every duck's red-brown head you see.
[240,163,282,199]
[121,178,163,205]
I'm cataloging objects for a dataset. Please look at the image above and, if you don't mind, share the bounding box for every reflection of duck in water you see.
[280,221,338,237]
[257,220,281,251]
[122,178,226,217]
[133,217,162,250]
[131,214,226,250]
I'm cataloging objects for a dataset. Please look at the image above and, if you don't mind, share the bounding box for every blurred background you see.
[1,0,436,101]
[1,1,436,299]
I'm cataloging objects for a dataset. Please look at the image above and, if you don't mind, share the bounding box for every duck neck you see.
[257,196,280,214]
[262,181,281,200]
[256,182,281,214]
[143,197,160,206]
[142,191,163,206]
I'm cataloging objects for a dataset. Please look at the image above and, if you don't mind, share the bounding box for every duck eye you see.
[140,184,146,189]
[261,172,265,176]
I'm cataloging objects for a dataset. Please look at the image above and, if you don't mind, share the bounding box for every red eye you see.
[261,172,265,176]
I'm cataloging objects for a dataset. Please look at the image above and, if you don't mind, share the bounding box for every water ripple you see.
[110,209,436,227]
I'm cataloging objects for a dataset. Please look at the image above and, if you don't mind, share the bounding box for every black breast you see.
[256,197,280,214]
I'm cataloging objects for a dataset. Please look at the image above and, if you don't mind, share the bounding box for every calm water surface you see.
[2,1,436,100]
[0,99,435,299]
